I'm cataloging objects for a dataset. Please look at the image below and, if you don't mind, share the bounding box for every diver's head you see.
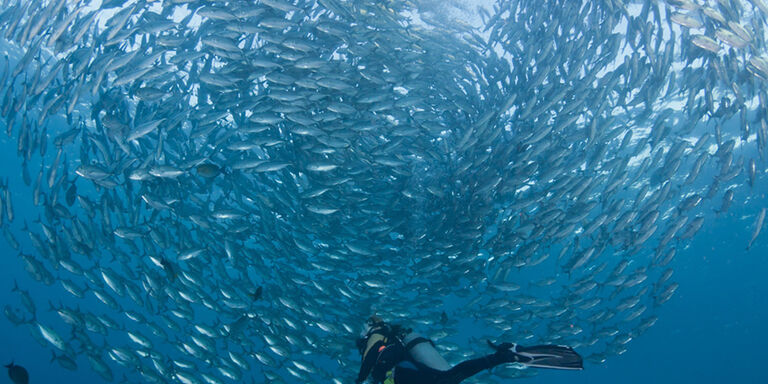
[359,315,384,338]
[367,315,384,327]
[356,315,386,354]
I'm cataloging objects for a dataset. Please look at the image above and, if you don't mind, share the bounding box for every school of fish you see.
[0,0,767,382]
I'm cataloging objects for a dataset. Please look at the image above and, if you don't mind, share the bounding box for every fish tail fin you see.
[69,326,80,342]
[11,279,18,292]
[50,350,57,364]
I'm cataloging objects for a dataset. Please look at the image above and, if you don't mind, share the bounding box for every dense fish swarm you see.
[0,0,767,382]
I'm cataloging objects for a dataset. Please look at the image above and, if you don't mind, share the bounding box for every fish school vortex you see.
[0,0,767,383]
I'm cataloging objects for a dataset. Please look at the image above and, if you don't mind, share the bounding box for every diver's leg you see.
[393,360,441,384]
[436,354,507,384]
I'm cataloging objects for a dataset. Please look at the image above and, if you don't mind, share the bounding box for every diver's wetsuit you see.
[385,350,508,384]
[356,327,510,384]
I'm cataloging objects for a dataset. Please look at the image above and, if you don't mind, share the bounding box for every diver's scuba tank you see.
[402,332,451,371]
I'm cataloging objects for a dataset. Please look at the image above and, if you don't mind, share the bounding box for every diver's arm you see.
[356,340,384,383]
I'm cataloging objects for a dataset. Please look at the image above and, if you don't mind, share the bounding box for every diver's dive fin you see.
[487,340,583,370]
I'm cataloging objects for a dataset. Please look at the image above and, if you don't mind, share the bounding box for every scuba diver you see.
[355,316,582,384]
